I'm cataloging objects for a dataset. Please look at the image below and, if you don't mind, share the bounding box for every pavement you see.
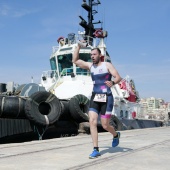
[0,126,169,170]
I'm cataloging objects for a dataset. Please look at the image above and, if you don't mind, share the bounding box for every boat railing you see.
[59,67,90,77]
[65,32,96,47]
[60,68,73,76]
[54,32,96,52]
[52,46,59,53]
[76,67,90,75]
[42,70,58,80]
[77,32,95,46]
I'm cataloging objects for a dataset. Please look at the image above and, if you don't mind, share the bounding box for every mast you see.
[79,0,101,42]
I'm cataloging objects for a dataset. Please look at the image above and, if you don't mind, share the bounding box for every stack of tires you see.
[0,91,124,140]
[0,91,62,126]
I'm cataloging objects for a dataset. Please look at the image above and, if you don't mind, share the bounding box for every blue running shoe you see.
[112,132,120,147]
[89,149,101,159]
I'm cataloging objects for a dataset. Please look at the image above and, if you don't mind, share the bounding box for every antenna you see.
[31,76,34,83]
[79,0,101,39]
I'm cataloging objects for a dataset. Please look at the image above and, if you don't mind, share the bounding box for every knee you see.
[102,123,109,130]
[89,118,97,126]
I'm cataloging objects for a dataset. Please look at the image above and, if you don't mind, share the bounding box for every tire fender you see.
[25,91,62,126]
[69,94,89,123]
[109,115,124,131]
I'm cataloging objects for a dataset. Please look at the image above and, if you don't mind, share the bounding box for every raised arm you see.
[72,44,91,70]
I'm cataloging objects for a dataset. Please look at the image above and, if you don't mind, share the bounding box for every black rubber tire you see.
[109,115,124,131]
[69,94,89,123]
[59,100,72,121]
[0,95,26,118]
[25,91,62,126]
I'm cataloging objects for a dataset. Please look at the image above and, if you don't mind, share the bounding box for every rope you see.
[34,125,49,140]
[44,115,50,125]
[0,97,5,117]
[45,93,55,103]
[16,97,21,118]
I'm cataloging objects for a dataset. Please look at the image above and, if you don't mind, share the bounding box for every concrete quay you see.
[0,127,169,170]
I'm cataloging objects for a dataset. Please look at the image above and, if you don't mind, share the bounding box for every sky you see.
[0,0,170,102]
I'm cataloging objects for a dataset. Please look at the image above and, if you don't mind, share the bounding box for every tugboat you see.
[40,0,141,122]
[0,0,163,142]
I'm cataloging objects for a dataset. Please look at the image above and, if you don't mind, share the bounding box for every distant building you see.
[139,97,168,119]
[140,98,148,110]
[147,97,160,110]
[140,97,167,109]
[168,103,170,112]
[139,97,170,121]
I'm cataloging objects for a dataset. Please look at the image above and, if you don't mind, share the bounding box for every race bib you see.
[93,94,106,102]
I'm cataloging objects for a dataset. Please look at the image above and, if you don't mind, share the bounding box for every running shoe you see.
[112,132,120,147]
[89,149,101,159]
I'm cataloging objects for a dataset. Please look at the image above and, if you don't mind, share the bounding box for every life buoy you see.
[94,29,104,38]
[69,94,89,123]
[25,91,62,126]
[57,36,64,43]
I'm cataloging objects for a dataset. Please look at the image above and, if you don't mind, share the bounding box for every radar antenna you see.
[79,0,102,40]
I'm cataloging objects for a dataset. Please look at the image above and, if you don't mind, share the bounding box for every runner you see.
[72,42,122,158]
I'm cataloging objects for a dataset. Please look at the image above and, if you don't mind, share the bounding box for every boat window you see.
[106,59,111,62]
[50,57,57,70]
[106,51,111,63]
[77,53,91,75]
[120,110,123,118]
[57,54,73,76]
[125,111,128,118]
[57,53,91,76]
[79,53,91,62]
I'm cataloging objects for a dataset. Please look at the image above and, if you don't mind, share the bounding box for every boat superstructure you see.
[40,0,141,120]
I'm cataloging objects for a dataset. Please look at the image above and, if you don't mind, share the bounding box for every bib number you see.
[93,94,106,102]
